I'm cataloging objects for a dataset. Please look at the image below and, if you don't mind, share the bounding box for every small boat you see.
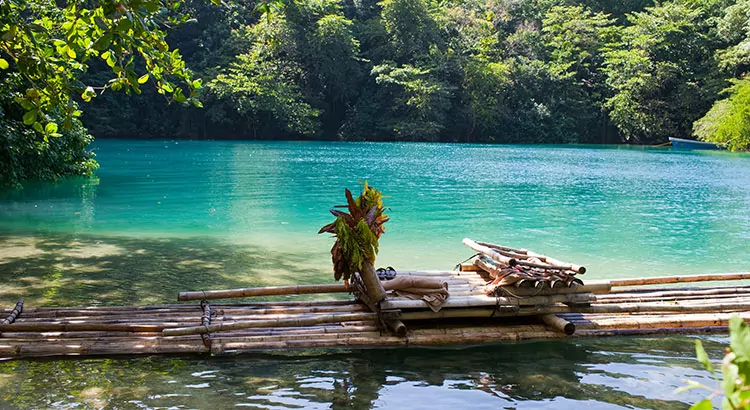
[669,137,723,150]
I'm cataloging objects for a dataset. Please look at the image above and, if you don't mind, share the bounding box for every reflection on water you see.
[0,337,722,409]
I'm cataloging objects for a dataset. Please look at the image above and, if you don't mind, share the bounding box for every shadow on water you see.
[0,337,721,409]
[0,233,334,307]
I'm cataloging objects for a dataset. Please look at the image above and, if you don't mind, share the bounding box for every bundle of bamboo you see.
[463,239,585,294]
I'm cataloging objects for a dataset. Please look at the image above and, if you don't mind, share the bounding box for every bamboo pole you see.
[1,301,23,325]
[0,342,209,357]
[595,286,750,300]
[475,252,580,279]
[381,293,595,310]
[571,313,750,330]
[541,314,575,335]
[475,241,586,273]
[595,293,750,304]
[162,312,378,337]
[610,272,750,287]
[463,238,518,267]
[574,327,729,337]
[400,299,750,320]
[385,319,407,336]
[0,323,165,332]
[178,283,349,301]
[211,331,384,345]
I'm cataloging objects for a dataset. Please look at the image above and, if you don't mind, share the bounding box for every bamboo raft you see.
[1,240,749,359]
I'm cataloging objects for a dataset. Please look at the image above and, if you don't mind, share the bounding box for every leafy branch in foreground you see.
[0,0,201,138]
[680,315,750,409]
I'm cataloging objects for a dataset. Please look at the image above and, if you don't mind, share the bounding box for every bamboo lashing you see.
[200,301,212,347]
[2,301,23,325]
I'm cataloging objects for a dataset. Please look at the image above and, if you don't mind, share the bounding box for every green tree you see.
[371,61,454,140]
[208,15,320,137]
[0,0,201,185]
[603,1,722,144]
[379,0,441,62]
[0,0,201,133]
[693,78,750,151]
[1,74,97,186]
[542,4,617,142]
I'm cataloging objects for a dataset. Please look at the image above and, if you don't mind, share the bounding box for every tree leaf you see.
[689,399,712,410]
[730,315,750,362]
[0,59,9,69]
[696,340,714,373]
[23,110,37,125]
[137,74,149,84]
[44,122,59,135]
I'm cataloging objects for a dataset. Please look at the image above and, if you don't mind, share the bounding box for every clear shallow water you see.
[1,140,749,408]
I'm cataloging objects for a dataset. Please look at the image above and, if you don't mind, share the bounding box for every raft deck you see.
[2,270,750,359]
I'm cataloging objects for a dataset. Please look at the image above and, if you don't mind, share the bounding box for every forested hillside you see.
[82,0,750,146]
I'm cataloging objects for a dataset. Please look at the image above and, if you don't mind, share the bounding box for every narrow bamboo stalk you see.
[401,299,750,320]
[381,293,595,310]
[595,286,750,300]
[162,312,378,336]
[178,283,349,301]
[214,336,410,353]
[475,241,586,273]
[458,263,481,272]
[7,319,201,326]
[400,308,498,320]
[212,331,383,344]
[1,301,23,325]
[211,325,379,338]
[0,323,165,332]
[610,272,750,287]
[0,342,209,357]
[541,314,575,335]
[595,293,750,304]
[14,305,372,323]
[574,327,729,337]
[462,238,518,267]
[385,319,407,336]
[408,324,550,336]
[574,315,742,330]
[0,331,165,339]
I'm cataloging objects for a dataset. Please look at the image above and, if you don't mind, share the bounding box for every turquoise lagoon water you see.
[1,140,749,408]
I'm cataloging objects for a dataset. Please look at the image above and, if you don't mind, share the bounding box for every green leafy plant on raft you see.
[318,183,389,304]
[681,315,750,409]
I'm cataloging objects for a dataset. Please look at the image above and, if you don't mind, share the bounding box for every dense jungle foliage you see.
[2,0,750,185]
